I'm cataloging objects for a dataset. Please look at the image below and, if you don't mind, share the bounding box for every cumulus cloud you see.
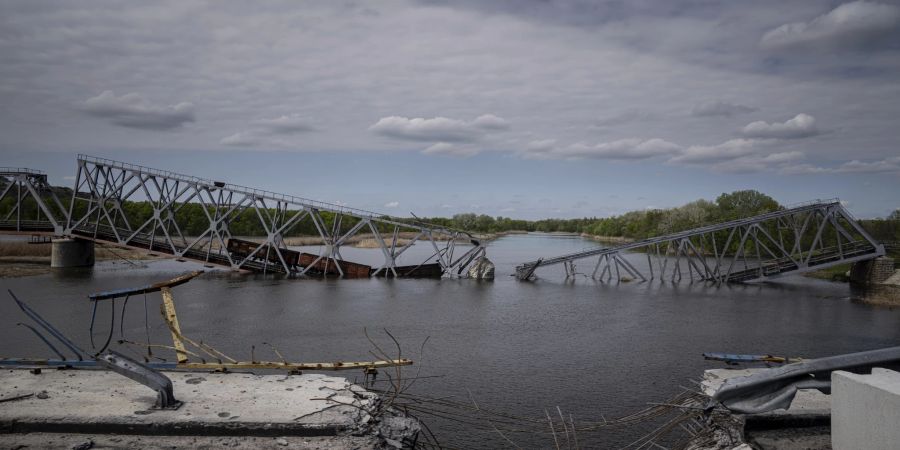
[836,156,900,173]
[471,114,510,130]
[220,113,315,147]
[780,156,900,175]
[691,100,757,118]
[670,139,758,164]
[710,151,807,173]
[524,139,557,153]
[251,114,315,134]
[81,91,195,130]
[740,114,820,139]
[526,138,681,160]
[384,201,399,208]
[220,131,286,148]
[369,114,508,142]
[761,1,900,51]
[422,142,481,157]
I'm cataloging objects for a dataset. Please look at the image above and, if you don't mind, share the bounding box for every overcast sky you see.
[1,0,899,219]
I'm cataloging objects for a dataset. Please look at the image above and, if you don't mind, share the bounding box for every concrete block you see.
[51,238,95,268]
[832,368,900,450]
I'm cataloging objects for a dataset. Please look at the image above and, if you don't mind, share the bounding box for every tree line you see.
[1,178,898,246]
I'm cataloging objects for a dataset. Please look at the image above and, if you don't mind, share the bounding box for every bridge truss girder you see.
[63,155,483,277]
[517,201,885,283]
[0,168,68,234]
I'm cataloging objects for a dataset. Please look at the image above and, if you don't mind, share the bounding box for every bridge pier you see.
[850,257,895,285]
[51,238,95,268]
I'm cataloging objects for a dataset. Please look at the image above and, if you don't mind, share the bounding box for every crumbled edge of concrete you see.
[342,385,422,449]
[686,368,834,450]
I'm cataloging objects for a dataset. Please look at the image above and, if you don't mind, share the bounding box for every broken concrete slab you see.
[0,368,419,447]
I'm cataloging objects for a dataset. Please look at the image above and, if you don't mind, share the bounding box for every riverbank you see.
[580,232,635,245]
[0,241,159,278]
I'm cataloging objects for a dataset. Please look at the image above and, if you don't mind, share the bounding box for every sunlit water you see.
[2,234,899,448]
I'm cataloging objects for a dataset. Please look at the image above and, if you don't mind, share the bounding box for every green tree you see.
[888,209,900,220]
[714,190,780,221]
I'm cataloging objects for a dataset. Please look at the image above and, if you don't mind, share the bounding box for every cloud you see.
[593,110,655,127]
[836,156,900,173]
[251,114,315,134]
[220,131,287,148]
[221,113,315,147]
[369,114,508,142]
[691,100,757,118]
[422,142,481,157]
[710,151,807,173]
[471,114,510,130]
[526,138,681,160]
[384,201,399,208]
[761,1,900,51]
[780,156,900,175]
[81,91,194,130]
[524,139,557,153]
[740,113,820,139]
[670,138,758,164]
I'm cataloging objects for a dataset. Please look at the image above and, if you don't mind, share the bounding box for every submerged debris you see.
[468,256,495,280]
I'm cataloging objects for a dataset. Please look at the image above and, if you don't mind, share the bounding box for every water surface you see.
[2,234,898,448]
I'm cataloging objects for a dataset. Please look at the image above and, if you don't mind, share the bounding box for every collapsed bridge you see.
[516,200,885,283]
[0,156,487,278]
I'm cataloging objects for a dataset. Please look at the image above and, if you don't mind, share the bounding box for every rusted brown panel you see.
[227,238,300,267]
[299,253,372,278]
[374,263,444,278]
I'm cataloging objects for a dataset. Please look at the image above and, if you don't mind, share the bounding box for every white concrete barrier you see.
[832,368,900,450]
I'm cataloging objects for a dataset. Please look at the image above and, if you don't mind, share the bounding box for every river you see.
[2,233,899,448]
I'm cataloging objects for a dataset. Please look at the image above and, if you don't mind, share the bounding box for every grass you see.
[0,241,153,261]
[0,242,51,257]
[804,263,851,282]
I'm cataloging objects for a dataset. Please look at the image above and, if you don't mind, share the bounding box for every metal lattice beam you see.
[64,155,484,277]
[0,168,68,234]
[516,200,885,283]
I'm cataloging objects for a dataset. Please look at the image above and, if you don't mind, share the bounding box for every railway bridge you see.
[0,156,486,278]
[515,200,885,283]
[1,157,887,283]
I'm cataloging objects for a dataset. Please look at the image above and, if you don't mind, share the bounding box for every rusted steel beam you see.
[0,358,413,371]
[88,271,204,301]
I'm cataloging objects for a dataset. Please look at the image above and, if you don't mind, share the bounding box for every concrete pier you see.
[0,369,419,448]
[849,256,895,285]
[50,238,95,268]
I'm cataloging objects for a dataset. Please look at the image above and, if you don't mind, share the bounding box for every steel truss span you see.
[0,168,68,235]
[515,201,885,283]
[63,155,485,277]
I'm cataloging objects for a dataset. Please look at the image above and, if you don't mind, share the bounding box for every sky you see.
[1,0,899,219]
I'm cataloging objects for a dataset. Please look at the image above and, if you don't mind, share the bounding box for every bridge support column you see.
[51,238,95,268]
[850,257,895,285]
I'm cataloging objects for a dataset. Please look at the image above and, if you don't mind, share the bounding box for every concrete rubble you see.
[0,369,420,449]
